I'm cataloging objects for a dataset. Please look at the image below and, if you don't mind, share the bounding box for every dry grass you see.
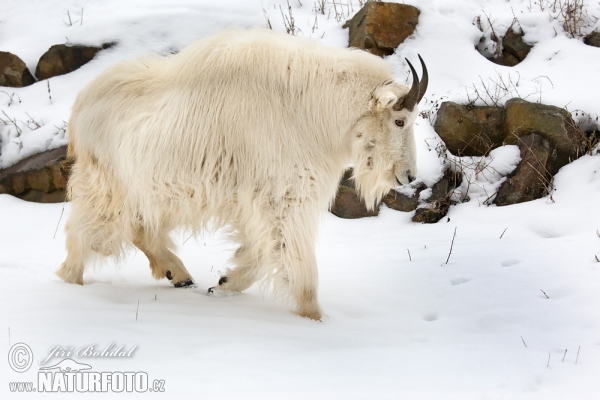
[528,0,598,37]
[465,72,554,107]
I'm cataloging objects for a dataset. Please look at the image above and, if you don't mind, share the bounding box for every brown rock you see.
[35,43,113,80]
[347,2,420,57]
[434,102,505,156]
[49,162,69,190]
[0,51,35,87]
[443,168,463,192]
[584,31,600,47]
[382,184,424,212]
[412,201,451,224]
[411,169,461,223]
[494,134,550,206]
[503,98,580,175]
[20,190,67,203]
[478,28,533,67]
[493,52,520,67]
[26,168,51,192]
[502,29,533,62]
[430,178,449,200]
[330,169,379,218]
[0,146,71,203]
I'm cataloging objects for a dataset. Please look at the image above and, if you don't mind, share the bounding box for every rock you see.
[503,98,580,175]
[330,169,379,218]
[346,2,420,57]
[584,31,600,47]
[331,185,379,219]
[35,43,113,80]
[0,51,35,87]
[331,166,463,220]
[493,52,521,67]
[430,177,450,200]
[0,146,71,203]
[412,202,450,224]
[479,28,533,67]
[502,29,532,62]
[434,102,505,156]
[494,134,550,206]
[442,168,463,193]
[411,169,461,223]
[435,98,582,174]
[382,183,425,212]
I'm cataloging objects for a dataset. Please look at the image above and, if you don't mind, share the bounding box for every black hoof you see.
[218,276,228,286]
[166,270,173,280]
[174,279,194,288]
[207,286,215,294]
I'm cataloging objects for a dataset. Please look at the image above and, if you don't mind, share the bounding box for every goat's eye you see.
[395,120,404,127]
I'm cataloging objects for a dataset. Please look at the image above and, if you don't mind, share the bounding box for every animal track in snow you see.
[501,259,520,267]
[423,313,438,322]
[450,277,470,286]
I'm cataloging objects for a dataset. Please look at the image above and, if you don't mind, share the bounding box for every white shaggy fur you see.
[57,29,420,320]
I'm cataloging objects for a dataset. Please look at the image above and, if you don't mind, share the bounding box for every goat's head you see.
[351,56,428,209]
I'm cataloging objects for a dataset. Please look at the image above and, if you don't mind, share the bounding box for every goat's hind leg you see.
[56,201,113,285]
[134,227,194,287]
[56,219,91,285]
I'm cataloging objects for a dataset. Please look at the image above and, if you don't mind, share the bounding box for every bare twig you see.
[53,203,65,239]
[332,0,346,23]
[263,8,272,30]
[540,289,550,299]
[1,111,22,135]
[499,228,508,239]
[64,10,73,26]
[47,81,53,105]
[562,349,567,362]
[575,345,581,364]
[445,227,457,264]
[465,71,551,107]
[407,249,412,261]
[135,300,140,321]
[24,112,42,130]
[476,11,502,59]
[315,0,326,15]
[280,1,300,35]
[547,352,551,368]
[520,336,527,347]
[54,121,68,136]
[0,91,21,106]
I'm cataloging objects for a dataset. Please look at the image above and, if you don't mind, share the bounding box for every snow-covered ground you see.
[2,0,600,398]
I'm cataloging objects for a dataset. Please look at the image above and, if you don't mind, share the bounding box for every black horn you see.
[417,54,428,104]
[393,58,420,112]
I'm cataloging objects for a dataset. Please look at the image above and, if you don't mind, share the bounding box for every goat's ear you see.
[370,89,398,110]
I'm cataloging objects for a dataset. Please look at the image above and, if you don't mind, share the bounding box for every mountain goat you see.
[58,29,428,320]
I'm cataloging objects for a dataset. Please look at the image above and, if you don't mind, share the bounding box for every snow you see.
[1,0,600,398]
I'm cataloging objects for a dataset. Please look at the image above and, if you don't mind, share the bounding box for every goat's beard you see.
[351,164,395,211]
